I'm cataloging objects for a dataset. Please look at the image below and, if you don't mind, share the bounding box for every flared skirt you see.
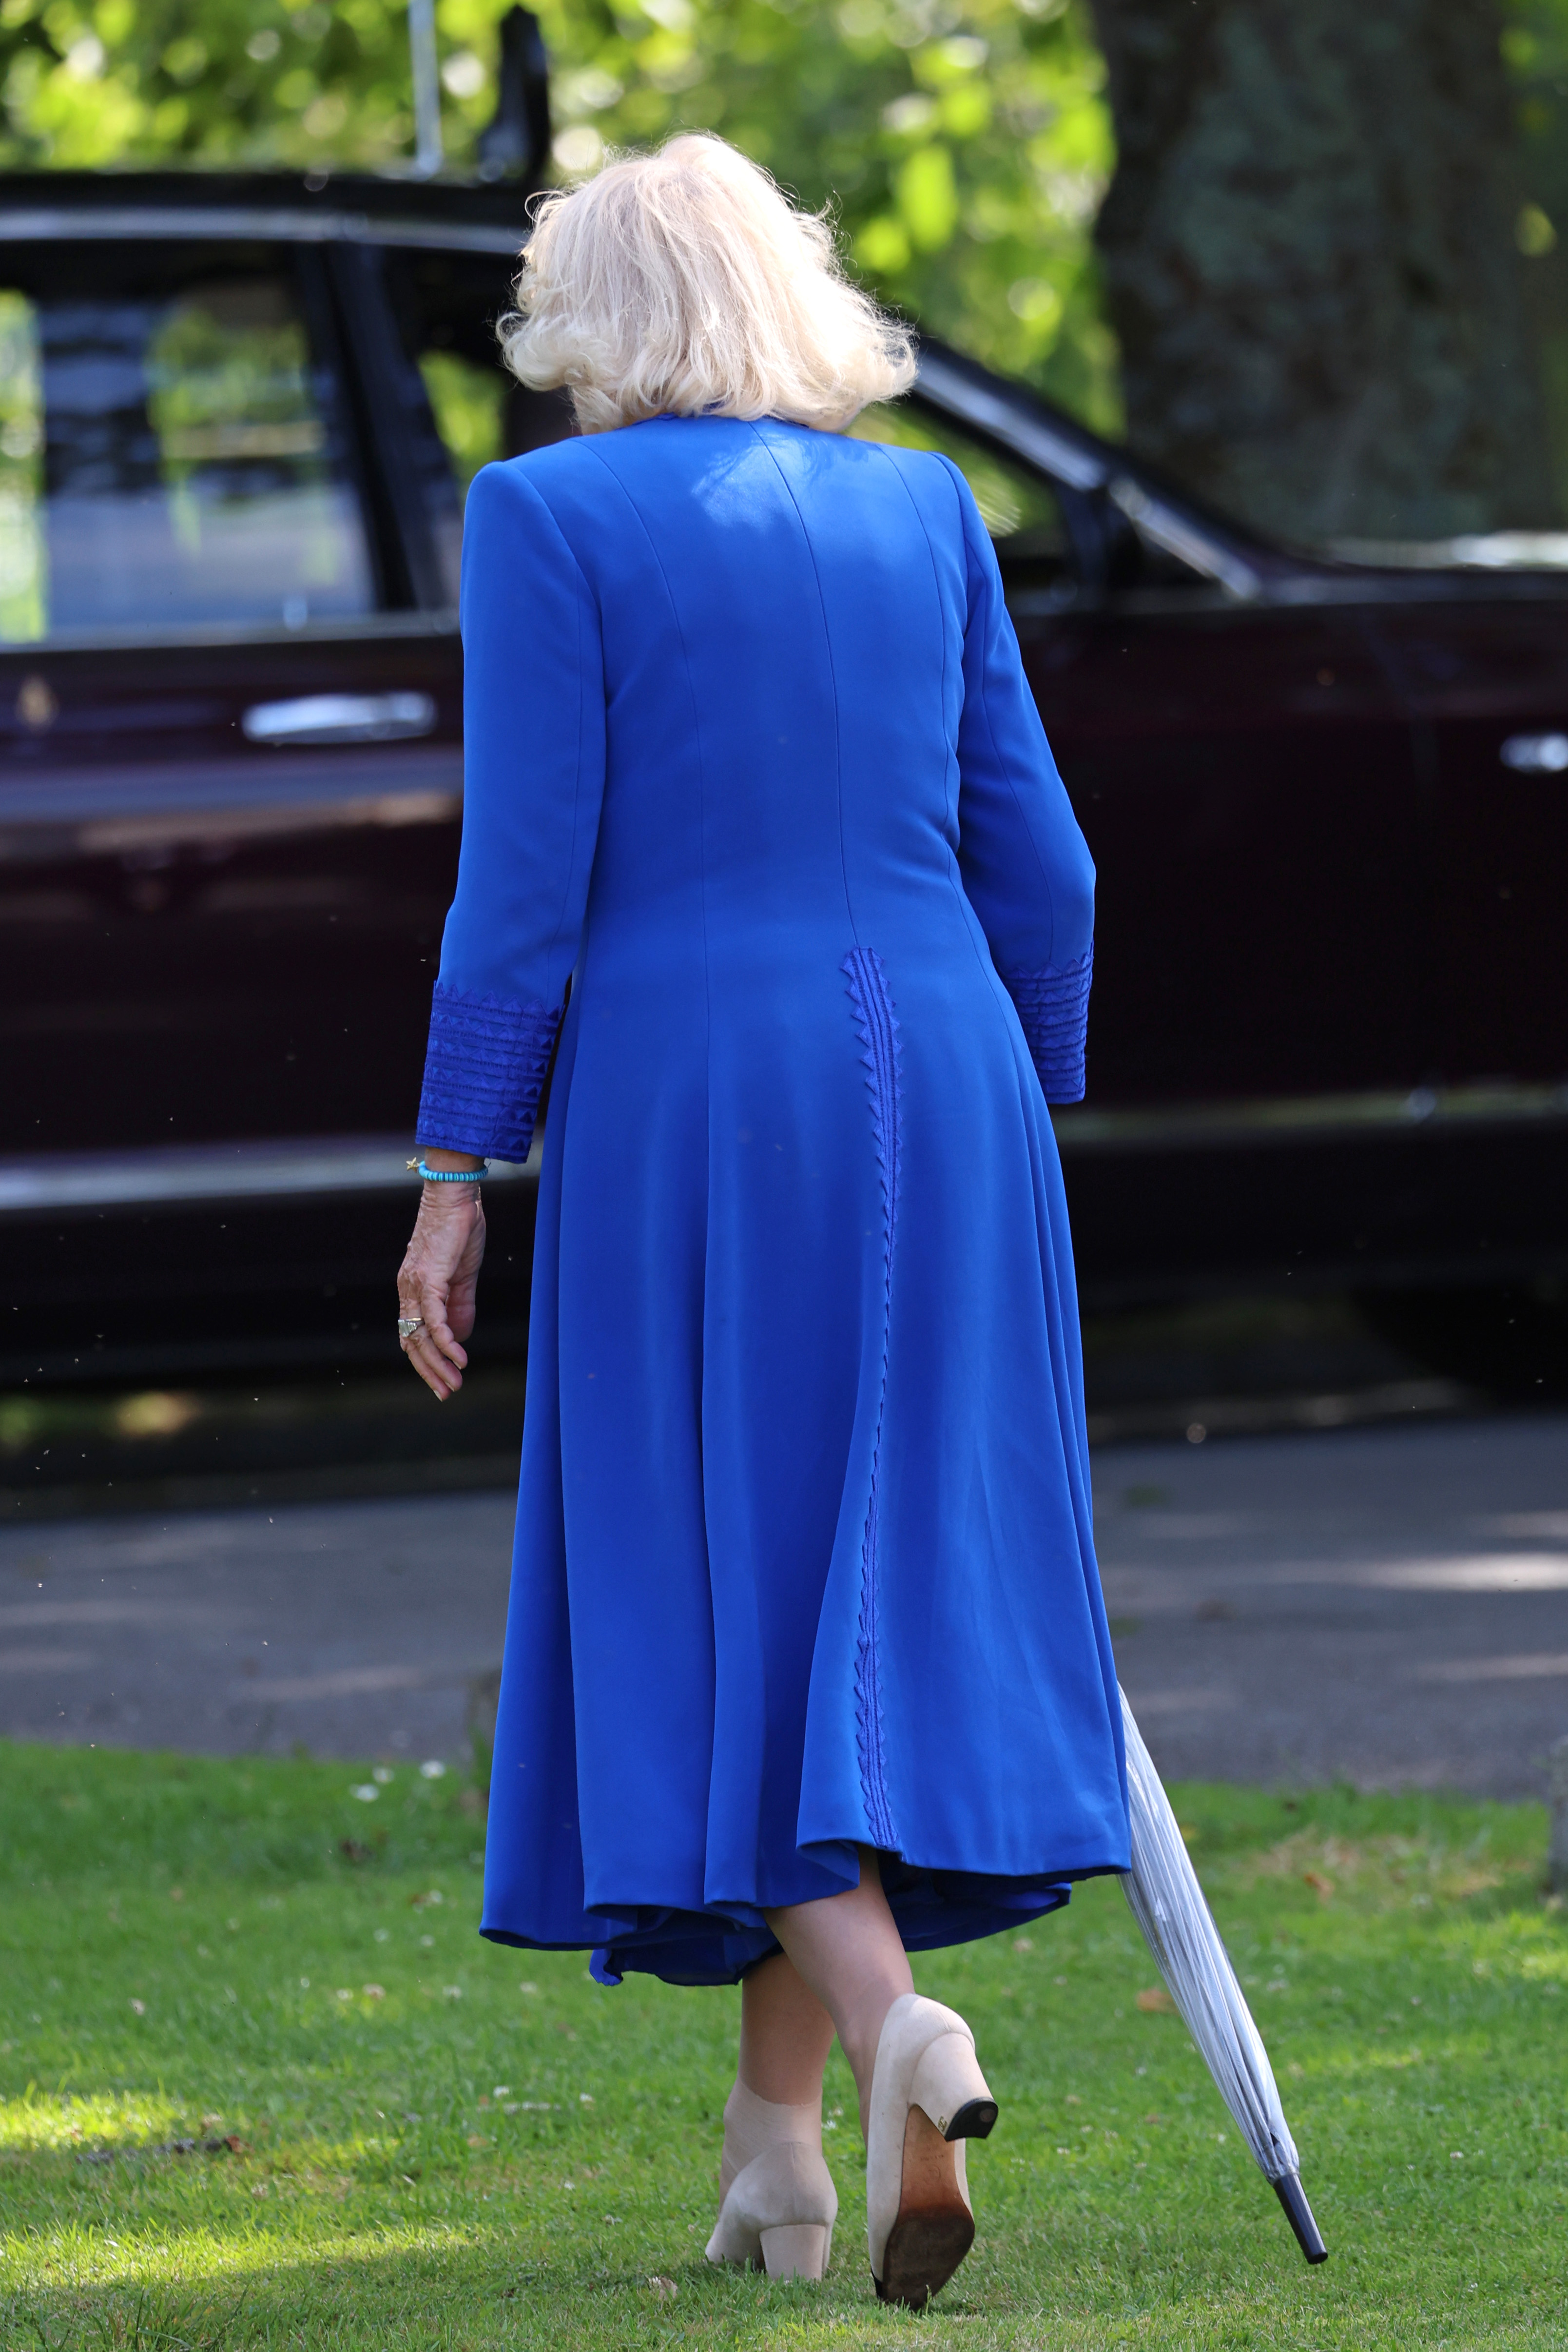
[479,925,1129,1984]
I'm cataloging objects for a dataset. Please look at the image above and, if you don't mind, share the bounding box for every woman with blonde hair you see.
[398,132,1128,2308]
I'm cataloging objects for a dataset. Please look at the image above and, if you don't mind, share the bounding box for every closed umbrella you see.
[1119,1687,1328,2264]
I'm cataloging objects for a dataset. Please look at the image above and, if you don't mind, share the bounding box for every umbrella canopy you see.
[1119,1687,1328,2264]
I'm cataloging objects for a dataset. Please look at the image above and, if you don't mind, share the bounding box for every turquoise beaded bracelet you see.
[407,1157,488,1183]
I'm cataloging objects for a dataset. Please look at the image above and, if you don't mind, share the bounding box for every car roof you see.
[0,168,532,255]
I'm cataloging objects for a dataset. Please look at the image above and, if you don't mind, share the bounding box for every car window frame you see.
[0,194,1275,638]
[912,348,1265,609]
[326,238,458,615]
[901,387,1220,612]
[0,204,528,651]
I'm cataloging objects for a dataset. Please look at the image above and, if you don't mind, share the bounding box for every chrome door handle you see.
[242,692,437,746]
[1499,732,1568,773]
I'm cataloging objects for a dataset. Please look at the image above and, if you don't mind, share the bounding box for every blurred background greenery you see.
[2,0,1568,539]
[0,0,1119,431]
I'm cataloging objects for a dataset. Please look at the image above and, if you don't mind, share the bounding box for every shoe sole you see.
[876,2206,975,2308]
[872,2098,998,2308]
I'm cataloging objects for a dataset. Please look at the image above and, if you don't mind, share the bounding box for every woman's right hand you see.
[397,1181,487,1400]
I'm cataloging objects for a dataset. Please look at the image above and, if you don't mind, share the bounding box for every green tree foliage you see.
[1090,0,1560,544]
[0,0,1119,431]
[1504,0,1568,228]
[1502,0,1568,509]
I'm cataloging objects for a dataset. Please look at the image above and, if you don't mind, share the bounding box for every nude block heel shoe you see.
[705,2141,838,2281]
[758,2221,833,2278]
[866,1993,998,2308]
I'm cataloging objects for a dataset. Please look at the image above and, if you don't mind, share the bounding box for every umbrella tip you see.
[1273,2171,1328,2264]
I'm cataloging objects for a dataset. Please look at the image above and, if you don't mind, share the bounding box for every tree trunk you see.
[1088,0,1557,545]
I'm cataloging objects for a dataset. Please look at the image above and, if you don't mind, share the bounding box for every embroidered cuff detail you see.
[417,984,563,1162]
[1001,945,1093,1104]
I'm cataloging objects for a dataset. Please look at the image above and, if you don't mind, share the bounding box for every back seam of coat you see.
[751,425,859,947]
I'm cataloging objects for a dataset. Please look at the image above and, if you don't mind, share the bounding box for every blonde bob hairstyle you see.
[499,134,917,436]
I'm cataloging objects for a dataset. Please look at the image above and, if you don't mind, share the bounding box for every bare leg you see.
[766,1848,913,2133]
[739,1951,837,2104]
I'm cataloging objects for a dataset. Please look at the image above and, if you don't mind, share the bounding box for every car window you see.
[848,400,1067,567]
[0,244,373,642]
[0,288,43,642]
[383,246,576,602]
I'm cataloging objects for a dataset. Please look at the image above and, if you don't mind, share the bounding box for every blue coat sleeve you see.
[416,461,607,1160]
[943,457,1096,1104]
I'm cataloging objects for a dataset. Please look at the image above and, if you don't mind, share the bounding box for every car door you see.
[0,227,465,1161]
[1366,586,1568,1092]
[1011,571,1428,1115]
[852,391,1427,1118]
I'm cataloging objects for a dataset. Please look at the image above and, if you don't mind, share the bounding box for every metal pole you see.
[409,0,443,176]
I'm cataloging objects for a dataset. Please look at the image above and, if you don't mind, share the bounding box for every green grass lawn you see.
[2,1743,1566,2350]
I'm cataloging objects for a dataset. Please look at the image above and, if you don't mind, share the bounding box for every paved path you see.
[0,1493,517,1768]
[1,1413,1565,1797]
[1096,1412,1568,1797]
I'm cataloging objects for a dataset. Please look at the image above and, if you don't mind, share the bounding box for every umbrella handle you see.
[1273,2171,1328,2263]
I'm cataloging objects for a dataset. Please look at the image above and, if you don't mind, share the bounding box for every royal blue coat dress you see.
[416,413,1129,1986]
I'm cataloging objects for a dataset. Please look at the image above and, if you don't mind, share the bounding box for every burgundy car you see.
[1,170,1564,1385]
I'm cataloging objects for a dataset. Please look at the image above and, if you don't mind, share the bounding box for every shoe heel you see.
[759,2221,831,2280]
[910,2031,998,2143]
